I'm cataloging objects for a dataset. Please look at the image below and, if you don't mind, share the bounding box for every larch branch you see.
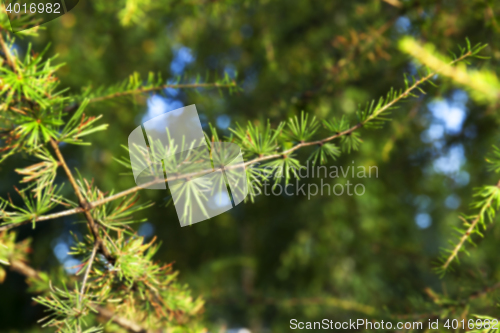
[0,52,474,232]
[89,82,237,103]
[442,180,500,270]
[49,139,113,262]
[8,259,148,333]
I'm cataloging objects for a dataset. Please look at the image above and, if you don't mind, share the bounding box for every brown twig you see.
[49,139,113,262]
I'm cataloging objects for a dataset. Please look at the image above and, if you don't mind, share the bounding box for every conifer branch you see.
[235,47,475,166]
[400,37,494,104]
[0,19,496,331]
[8,258,148,333]
[79,241,98,304]
[49,139,113,262]
[89,82,237,104]
[0,206,85,232]
[0,49,477,231]
[74,71,239,106]
[439,180,500,272]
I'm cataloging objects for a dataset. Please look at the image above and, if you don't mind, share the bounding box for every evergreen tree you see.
[2,1,500,332]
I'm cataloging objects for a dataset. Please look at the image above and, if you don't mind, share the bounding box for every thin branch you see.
[49,139,113,262]
[0,206,85,232]
[88,82,237,104]
[442,180,500,270]
[79,240,99,304]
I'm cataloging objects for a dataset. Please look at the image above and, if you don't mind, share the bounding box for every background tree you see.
[1,0,500,332]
